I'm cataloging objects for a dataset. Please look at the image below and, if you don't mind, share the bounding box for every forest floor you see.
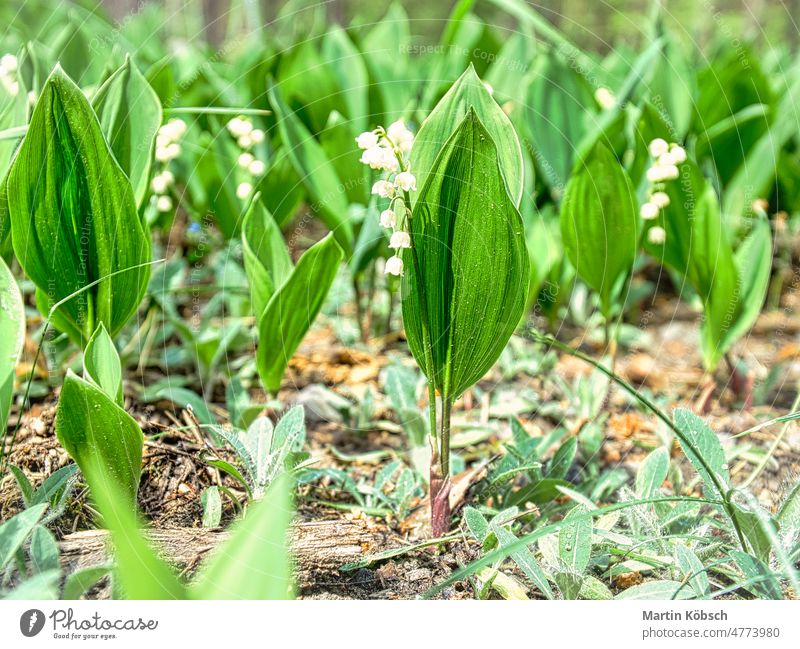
[1,269,799,600]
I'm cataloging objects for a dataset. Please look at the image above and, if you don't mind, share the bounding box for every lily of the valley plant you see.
[359,66,528,536]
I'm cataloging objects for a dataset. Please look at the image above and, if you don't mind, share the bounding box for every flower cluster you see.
[357,120,417,276]
[0,54,19,96]
[640,138,687,244]
[155,118,187,163]
[150,119,187,213]
[227,116,266,200]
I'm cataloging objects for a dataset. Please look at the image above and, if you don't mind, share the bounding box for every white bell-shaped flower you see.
[379,209,396,229]
[371,180,395,198]
[394,171,417,192]
[389,231,411,249]
[356,131,380,150]
[385,255,404,276]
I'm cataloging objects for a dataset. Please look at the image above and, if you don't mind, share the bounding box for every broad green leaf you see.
[476,567,529,599]
[30,525,60,575]
[674,544,710,598]
[720,217,772,354]
[258,148,305,228]
[526,51,594,195]
[83,323,123,406]
[276,41,343,133]
[242,198,293,318]
[321,26,369,133]
[383,363,428,448]
[201,486,222,528]
[92,55,162,206]
[256,233,343,394]
[402,110,528,400]
[559,505,591,574]
[7,65,151,345]
[721,70,800,222]
[361,3,413,122]
[694,187,740,370]
[83,458,186,599]
[732,501,777,564]
[140,384,217,426]
[672,408,729,500]
[730,550,782,600]
[0,256,24,430]
[578,574,613,600]
[267,81,353,254]
[635,447,669,499]
[645,33,695,138]
[62,565,112,600]
[614,579,694,600]
[463,506,490,544]
[491,520,553,599]
[0,503,47,569]
[560,142,638,316]
[3,570,60,599]
[553,571,583,600]
[411,65,523,207]
[548,437,576,480]
[777,479,800,536]
[55,370,143,505]
[190,473,294,599]
[320,111,368,204]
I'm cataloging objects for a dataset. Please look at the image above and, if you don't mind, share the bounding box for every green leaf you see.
[241,198,293,318]
[266,81,353,255]
[560,142,638,315]
[559,505,591,575]
[526,51,594,195]
[7,65,151,345]
[0,503,47,570]
[672,408,729,500]
[578,574,613,600]
[0,256,24,430]
[402,109,529,400]
[190,472,294,599]
[777,478,800,537]
[614,579,695,600]
[730,550,782,600]
[201,486,222,528]
[29,525,60,575]
[383,363,427,448]
[361,3,413,123]
[411,65,523,207]
[731,501,777,564]
[62,565,112,600]
[55,370,143,506]
[83,323,123,406]
[635,447,669,499]
[491,520,553,599]
[321,26,369,133]
[674,544,710,598]
[8,465,34,507]
[82,458,186,599]
[3,570,60,599]
[721,217,772,354]
[548,437,577,480]
[92,55,162,206]
[256,233,343,394]
[463,506,490,544]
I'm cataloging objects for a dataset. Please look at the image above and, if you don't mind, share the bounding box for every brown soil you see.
[1,282,799,599]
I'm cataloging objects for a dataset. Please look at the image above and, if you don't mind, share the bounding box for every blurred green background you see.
[4,0,795,52]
